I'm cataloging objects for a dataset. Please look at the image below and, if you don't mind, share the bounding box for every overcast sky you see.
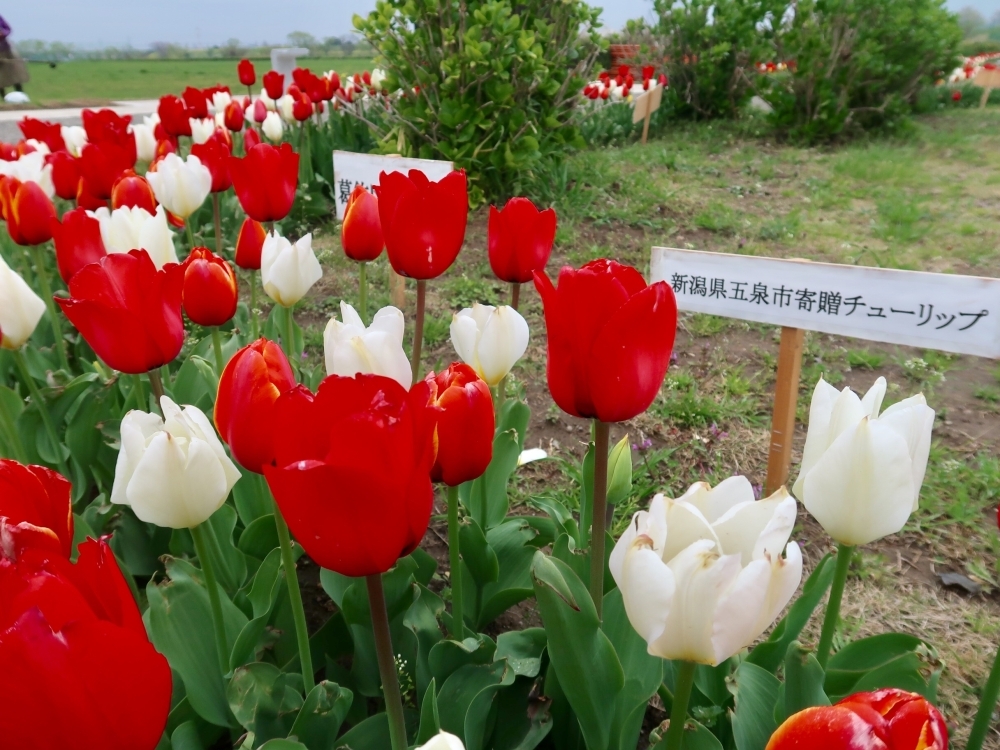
[4,0,997,48]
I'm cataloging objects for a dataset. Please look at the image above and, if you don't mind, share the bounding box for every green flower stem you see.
[31,246,70,372]
[817,543,854,668]
[366,572,408,750]
[664,661,697,750]
[510,281,520,311]
[147,369,166,412]
[272,496,315,694]
[495,378,506,420]
[447,484,464,638]
[212,194,223,256]
[131,374,146,412]
[589,419,610,621]
[191,523,230,675]
[969,641,1000,750]
[0,383,27,462]
[211,328,225,375]
[358,261,368,323]
[13,349,68,476]
[186,221,196,252]
[410,280,426,384]
[249,270,260,339]
[284,307,297,378]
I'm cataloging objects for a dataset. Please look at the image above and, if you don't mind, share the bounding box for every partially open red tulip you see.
[488,197,557,284]
[215,338,296,473]
[1,177,56,246]
[263,70,285,100]
[157,95,193,138]
[341,185,383,262]
[839,690,948,750]
[238,59,256,87]
[534,259,677,423]
[111,170,157,213]
[0,459,73,558]
[50,208,107,284]
[224,100,245,132]
[229,142,299,223]
[182,247,238,327]
[235,217,267,270]
[376,169,468,279]
[766,705,890,750]
[182,86,209,119]
[56,249,184,374]
[191,134,233,193]
[427,363,494,486]
[18,117,66,152]
[47,151,81,200]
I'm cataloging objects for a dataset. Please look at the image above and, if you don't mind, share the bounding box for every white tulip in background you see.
[610,476,802,666]
[792,377,934,547]
[262,111,284,142]
[450,303,529,386]
[210,90,232,114]
[278,95,296,123]
[131,122,157,162]
[0,151,54,198]
[261,232,323,307]
[189,117,216,145]
[415,732,465,750]
[60,125,88,157]
[324,302,412,388]
[0,253,46,350]
[23,140,51,155]
[258,89,278,111]
[370,69,387,89]
[147,153,213,220]
[111,397,241,529]
[88,205,178,269]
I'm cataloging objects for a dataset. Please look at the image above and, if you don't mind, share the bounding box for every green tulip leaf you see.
[416,679,442,746]
[172,355,217,414]
[288,681,354,750]
[495,628,547,679]
[238,514,280,560]
[776,641,829,725]
[333,712,390,750]
[227,662,303,743]
[825,633,937,701]
[403,584,445,700]
[732,661,780,750]
[460,516,500,588]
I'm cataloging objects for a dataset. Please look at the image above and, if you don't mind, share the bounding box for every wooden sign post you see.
[632,85,664,145]
[973,67,1000,108]
[651,247,1000,495]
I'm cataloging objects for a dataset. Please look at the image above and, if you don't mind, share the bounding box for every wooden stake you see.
[981,86,992,109]
[765,326,805,496]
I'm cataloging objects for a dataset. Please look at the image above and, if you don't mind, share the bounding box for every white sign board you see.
[632,85,663,124]
[650,247,1000,358]
[332,151,454,220]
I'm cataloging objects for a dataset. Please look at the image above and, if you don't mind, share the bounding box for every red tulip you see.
[327,71,341,93]
[56,250,184,374]
[1,178,57,246]
[181,247,238,327]
[19,117,66,152]
[190,134,233,193]
[952,90,962,102]
[263,70,285,100]
[238,59,256,87]
[341,185,383,262]
[235,217,266,270]
[0,460,73,559]
[488,197,557,284]
[157,95,193,138]
[0,537,171,750]
[534,259,677,423]
[182,86,209,119]
[839,690,948,750]
[215,338,296,473]
[46,151,81,201]
[79,140,135,200]
[111,170,157,213]
[290,87,314,121]
[766,705,890,749]
[81,109,134,155]
[263,374,439,577]
[426,364,494,486]
[224,100,245,132]
[229,142,298,223]
[50,208,108,284]
[0,142,16,161]
[376,169,468,279]
[75,178,107,211]
[253,98,268,124]
[244,128,262,152]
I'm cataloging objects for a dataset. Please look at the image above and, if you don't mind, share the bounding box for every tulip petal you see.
[711,557,771,664]
[610,494,669,585]
[619,540,675,650]
[662,499,719,563]
[877,396,934,511]
[861,377,887,419]
[677,476,754,524]
[713,488,797,565]
[765,705,891,750]
[450,312,481,372]
[475,305,529,386]
[792,378,845,499]
[750,541,803,639]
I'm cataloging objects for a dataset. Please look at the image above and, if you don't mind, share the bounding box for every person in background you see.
[0,14,29,100]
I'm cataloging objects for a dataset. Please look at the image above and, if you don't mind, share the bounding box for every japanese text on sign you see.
[650,247,1000,358]
[332,151,453,219]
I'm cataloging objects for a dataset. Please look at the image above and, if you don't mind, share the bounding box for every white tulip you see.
[61,125,88,157]
[189,117,216,145]
[0,151,54,198]
[23,140,51,156]
[792,377,934,547]
[0,253,46,350]
[610,477,802,666]
[278,95,296,123]
[415,733,465,750]
[262,111,284,142]
[370,68,387,90]
[210,90,232,114]
[131,123,157,162]
[88,205,178,269]
[258,89,278,111]
[324,302,411,388]
[261,232,322,307]
[146,153,212,220]
[450,303,529,386]
[111,397,241,529]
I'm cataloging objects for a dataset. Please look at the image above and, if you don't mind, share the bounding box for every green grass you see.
[17,57,373,104]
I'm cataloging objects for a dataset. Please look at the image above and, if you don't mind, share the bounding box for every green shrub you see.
[354,0,602,203]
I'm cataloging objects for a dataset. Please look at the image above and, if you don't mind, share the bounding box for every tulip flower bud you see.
[182,247,238,327]
[261,231,322,307]
[450,303,529,386]
[189,118,215,145]
[88,204,178,269]
[606,434,632,507]
[146,152,213,220]
[428,363,494,486]
[224,100,245,132]
[50,207,107,284]
[792,377,934,547]
[341,185,384,262]
[416,732,466,750]
[488,197,556,284]
[131,122,157,162]
[2,177,57,246]
[61,124,88,157]
[0,253,46,350]
[228,143,299,223]
[262,111,284,142]
[47,151,81,201]
[111,170,157,214]
[111,397,241,529]
[238,58,256,87]
[235,217,266,270]
[324,302,411,387]
[263,70,285,100]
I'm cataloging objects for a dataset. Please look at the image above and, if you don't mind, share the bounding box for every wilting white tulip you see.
[0,253,46,350]
[610,477,802,666]
[131,123,157,162]
[189,117,216,145]
[146,152,212,220]
[61,125,88,157]
[89,205,177,269]
[416,733,465,750]
[261,232,322,307]
[450,303,529,386]
[324,302,411,388]
[111,397,241,529]
[792,377,934,547]
[0,151,54,198]
[262,111,284,142]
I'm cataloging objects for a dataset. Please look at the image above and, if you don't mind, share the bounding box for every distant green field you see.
[19,57,374,104]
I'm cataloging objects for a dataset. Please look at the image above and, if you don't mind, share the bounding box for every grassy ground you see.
[14,57,373,105]
[280,107,1000,746]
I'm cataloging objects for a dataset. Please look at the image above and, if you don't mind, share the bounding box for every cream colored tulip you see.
[131,122,156,162]
[792,377,934,546]
[0,151,54,198]
[416,732,465,750]
[324,302,411,388]
[261,232,323,307]
[88,205,178,269]
[0,253,46,350]
[61,125,88,157]
[610,477,802,666]
[189,117,216,145]
[450,303,529,386]
[111,397,241,529]
[210,90,232,114]
[262,111,284,142]
[147,153,212,219]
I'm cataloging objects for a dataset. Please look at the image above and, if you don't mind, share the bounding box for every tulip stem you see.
[185,221,196,252]
[589,419,610,621]
[510,282,520,311]
[495,380,506,421]
[0,384,27,462]
[13,349,69,476]
[211,328,225,375]
[273,501,315,694]
[131,374,146,412]
[447,484,465,639]
[969,641,1000,750]
[31,246,70,372]
[367,572,409,750]
[212,194,223,255]
[284,308,298,378]
[358,261,368,324]
[410,279,426,384]
[191,523,230,675]
[249,271,260,338]
[816,543,853,668]
[147,369,165,412]
[664,660,697,750]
